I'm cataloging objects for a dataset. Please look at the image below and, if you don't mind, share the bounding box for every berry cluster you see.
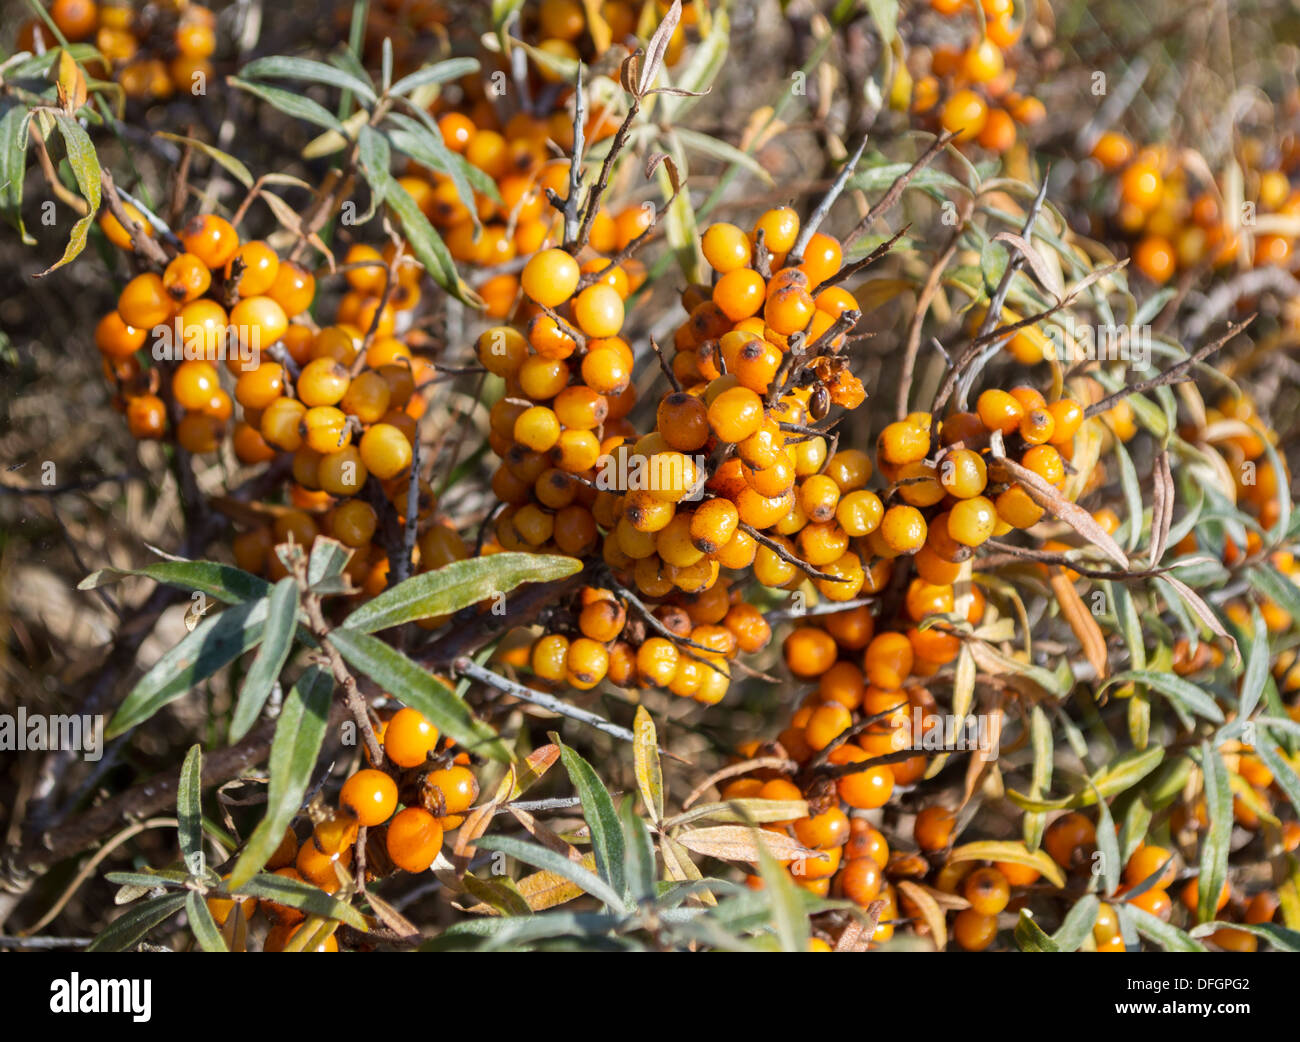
[1089,135,1300,283]
[909,0,1045,154]
[18,0,216,101]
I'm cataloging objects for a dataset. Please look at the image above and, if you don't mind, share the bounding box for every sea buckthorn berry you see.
[799,474,841,522]
[689,497,740,553]
[1120,160,1164,212]
[180,214,240,269]
[513,405,562,453]
[339,769,398,827]
[579,598,626,643]
[794,806,850,850]
[939,448,987,498]
[824,449,873,492]
[162,253,211,303]
[531,634,570,682]
[267,260,315,317]
[521,247,580,307]
[707,386,765,443]
[805,702,853,751]
[976,388,1024,433]
[331,499,377,547]
[385,807,443,873]
[723,603,771,653]
[962,38,1005,83]
[880,504,927,555]
[118,272,175,330]
[784,626,838,678]
[655,392,709,451]
[425,765,479,816]
[1046,399,1084,445]
[177,413,222,454]
[566,637,610,690]
[95,311,147,360]
[864,631,914,690]
[1129,887,1172,921]
[713,268,767,321]
[172,360,219,411]
[229,295,288,354]
[234,362,285,410]
[1022,444,1065,486]
[752,207,800,254]
[225,240,280,297]
[877,421,929,467]
[1019,408,1056,445]
[1044,811,1096,870]
[835,489,883,538]
[1179,877,1231,914]
[359,422,412,480]
[941,88,989,141]
[572,283,624,337]
[126,394,167,439]
[948,495,997,547]
[763,284,815,335]
[796,233,843,288]
[100,201,155,251]
[995,485,1044,528]
[914,805,957,852]
[701,222,752,272]
[953,909,998,951]
[1123,844,1177,889]
[636,637,680,687]
[964,867,1011,915]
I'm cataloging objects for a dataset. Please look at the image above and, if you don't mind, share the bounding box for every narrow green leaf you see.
[1198,742,1232,924]
[1248,739,1300,818]
[106,598,269,738]
[80,559,270,605]
[620,799,656,903]
[328,626,508,760]
[239,55,376,104]
[229,78,345,132]
[236,872,367,930]
[185,890,229,952]
[155,132,253,187]
[559,741,626,898]
[1013,909,1060,952]
[307,536,353,591]
[389,57,480,96]
[1238,604,1269,720]
[382,175,476,305]
[1052,894,1100,951]
[177,744,204,874]
[356,124,392,224]
[229,577,299,743]
[1127,906,1207,951]
[229,666,334,889]
[88,893,188,952]
[0,106,33,244]
[474,834,626,910]
[341,552,580,633]
[1098,670,1224,724]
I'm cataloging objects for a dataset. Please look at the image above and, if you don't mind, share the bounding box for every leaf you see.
[864,0,899,43]
[186,890,229,952]
[1127,906,1207,951]
[516,854,598,910]
[1248,739,1300,818]
[1049,566,1108,680]
[1052,894,1100,952]
[106,598,269,738]
[239,55,376,105]
[229,577,299,743]
[461,872,534,916]
[638,0,682,96]
[1157,573,1241,667]
[677,825,819,864]
[228,78,345,132]
[672,127,773,186]
[1013,909,1059,952]
[663,798,808,829]
[1198,742,1232,924]
[1238,604,1269,721]
[88,893,188,952]
[38,114,100,276]
[229,666,334,889]
[155,132,253,188]
[559,741,625,898]
[0,106,33,244]
[897,881,948,950]
[236,872,367,930]
[620,800,657,904]
[1023,705,1052,850]
[474,834,625,909]
[1189,920,1300,952]
[1097,671,1225,724]
[382,175,479,306]
[1247,565,1300,630]
[80,559,270,605]
[1008,746,1165,811]
[177,744,204,874]
[328,627,507,761]
[307,536,353,591]
[632,705,664,825]
[948,841,1066,888]
[992,230,1063,299]
[389,57,480,96]
[341,552,580,632]
[356,125,392,224]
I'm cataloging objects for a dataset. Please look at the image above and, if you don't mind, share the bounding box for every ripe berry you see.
[914,805,957,852]
[359,422,413,480]
[339,769,398,827]
[385,807,444,873]
[180,214,240,269]
[521,247,580,307]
